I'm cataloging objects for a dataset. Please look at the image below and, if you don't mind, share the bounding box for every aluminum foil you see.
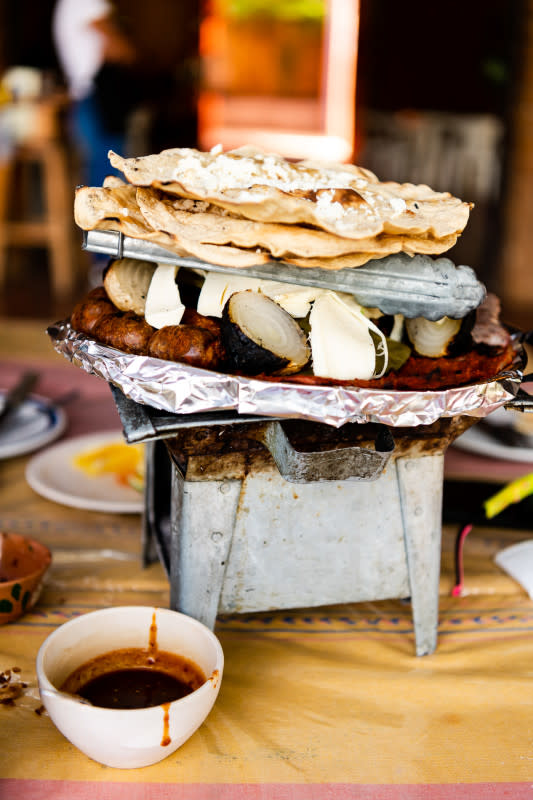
[48,320,524,429]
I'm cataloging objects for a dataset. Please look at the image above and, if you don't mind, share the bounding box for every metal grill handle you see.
[505,378,533,413]
[255,421,395,483]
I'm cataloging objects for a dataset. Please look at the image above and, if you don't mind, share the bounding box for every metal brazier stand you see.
[112,387,482,657]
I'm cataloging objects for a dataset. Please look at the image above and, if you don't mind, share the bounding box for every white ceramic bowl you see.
[36,606,223,769]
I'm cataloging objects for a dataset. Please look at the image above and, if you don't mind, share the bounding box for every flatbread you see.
[75,183,461,272]
[109,146,472,240]
[136,187,458,261]
[75,183,177,243]
[74,184,272,268]
[285,251,391,270]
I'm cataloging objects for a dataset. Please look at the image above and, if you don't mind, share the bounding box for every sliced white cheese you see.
[197,273,264,318]
[197,272,323,319]
[144,263,185,329]
[310,291,388,380]
[259,282,324,318]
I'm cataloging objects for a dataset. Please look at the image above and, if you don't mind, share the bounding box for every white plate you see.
[0,393,67,459]
[453,407,533,463]
[25,431,144,513]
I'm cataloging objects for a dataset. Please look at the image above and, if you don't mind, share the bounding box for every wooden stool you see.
[0,97,75,303]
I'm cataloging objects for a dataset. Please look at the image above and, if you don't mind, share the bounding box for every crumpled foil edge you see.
[48,320,524,429]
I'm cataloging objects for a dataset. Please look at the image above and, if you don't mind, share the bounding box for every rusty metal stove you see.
[111,386,482,656]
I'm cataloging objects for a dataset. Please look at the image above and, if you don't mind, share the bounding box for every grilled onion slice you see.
[221,290,311,376]
[103,257,156,316]
[405,316,462,357]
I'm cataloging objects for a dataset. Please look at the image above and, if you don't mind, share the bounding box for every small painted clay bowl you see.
[0,532,51,623]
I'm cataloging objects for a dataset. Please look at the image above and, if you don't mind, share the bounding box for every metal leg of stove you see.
[396,454,444,657]
[168,467,241,630]
[142,441,173,573]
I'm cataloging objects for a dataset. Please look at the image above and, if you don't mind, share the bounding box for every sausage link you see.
[93,311,155,354]
[147,325,225,370]
[181,308,223,337]
[70,287,117,334]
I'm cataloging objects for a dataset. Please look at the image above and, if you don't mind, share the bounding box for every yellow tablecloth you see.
[1,321,533,798]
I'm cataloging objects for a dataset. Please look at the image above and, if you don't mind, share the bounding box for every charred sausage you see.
[70,287,117,334]
[147,325,226,370]
[181,308,223,337]
[93,311,155,354]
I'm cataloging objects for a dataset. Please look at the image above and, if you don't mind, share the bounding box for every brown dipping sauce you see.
[60,647,206,710]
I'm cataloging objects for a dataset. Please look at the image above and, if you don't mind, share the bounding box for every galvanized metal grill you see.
[111,385,484,656]
[82,230,531,656]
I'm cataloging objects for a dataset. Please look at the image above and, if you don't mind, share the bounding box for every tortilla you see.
[74,183,179,246]
[74,184,272,268]
[108,146,472,241]
[136,187,458,261]
[75,181,462,272]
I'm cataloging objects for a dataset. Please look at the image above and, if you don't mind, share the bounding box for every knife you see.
[0,371,39,429]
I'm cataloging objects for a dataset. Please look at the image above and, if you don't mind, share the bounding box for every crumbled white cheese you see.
[171,152,368,200]
[177,198,196,211]
[165,149,428,230]
[175,198,211,214]
[390,197,407,214]
[315,193,345,222]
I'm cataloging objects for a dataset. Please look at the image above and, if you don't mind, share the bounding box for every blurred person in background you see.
[52,0,138,188]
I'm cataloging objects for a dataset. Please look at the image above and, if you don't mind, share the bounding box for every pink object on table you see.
[445,445,533,483]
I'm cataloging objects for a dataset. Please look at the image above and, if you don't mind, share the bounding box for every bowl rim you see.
[0,531,51,588]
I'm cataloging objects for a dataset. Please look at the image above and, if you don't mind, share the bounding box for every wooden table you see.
[2,321,533,799]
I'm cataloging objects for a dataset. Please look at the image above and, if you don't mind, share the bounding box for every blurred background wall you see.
[0,0,530,333]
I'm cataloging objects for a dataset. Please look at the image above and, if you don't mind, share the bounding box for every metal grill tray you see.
[84,229,486,320]
[48,321,523,429]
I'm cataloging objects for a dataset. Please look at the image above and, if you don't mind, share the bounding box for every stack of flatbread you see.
[74,145,472,271]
